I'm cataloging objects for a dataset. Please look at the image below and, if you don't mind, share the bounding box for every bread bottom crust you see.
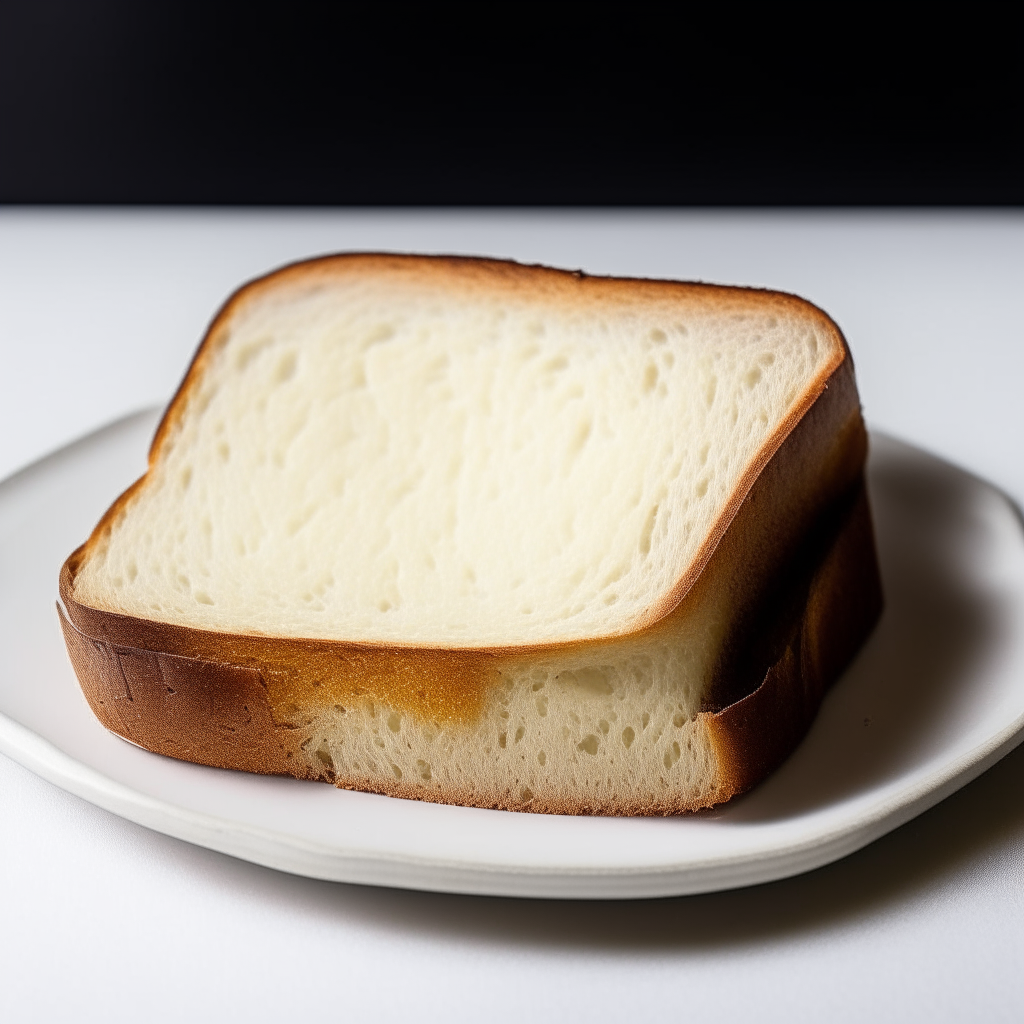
[58,483,882,816]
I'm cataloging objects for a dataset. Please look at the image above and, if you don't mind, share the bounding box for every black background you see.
[1,3,1020,206]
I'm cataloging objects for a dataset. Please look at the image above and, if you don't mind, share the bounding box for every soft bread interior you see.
[73,265,838,648]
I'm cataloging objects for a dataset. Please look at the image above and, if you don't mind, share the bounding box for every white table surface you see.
[1,210,1022,1022]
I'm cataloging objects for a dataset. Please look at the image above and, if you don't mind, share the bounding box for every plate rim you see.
[4,705,1023,899]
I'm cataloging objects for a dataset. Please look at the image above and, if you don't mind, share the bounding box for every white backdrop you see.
[1,210,1022,1022]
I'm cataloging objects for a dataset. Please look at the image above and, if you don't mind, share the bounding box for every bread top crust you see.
[67,254,851,651]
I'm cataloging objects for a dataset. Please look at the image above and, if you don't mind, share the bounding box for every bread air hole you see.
[559,666,614,697]
[638,505,659,556]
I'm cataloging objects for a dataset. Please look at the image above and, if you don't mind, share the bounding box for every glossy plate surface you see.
[1,411,1022,899]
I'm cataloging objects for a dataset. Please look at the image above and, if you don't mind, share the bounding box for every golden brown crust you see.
[705,484,883,800]
[58,254,881,813]
[60,606,306,776]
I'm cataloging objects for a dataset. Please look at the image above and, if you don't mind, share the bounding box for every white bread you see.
[59,255,882,814]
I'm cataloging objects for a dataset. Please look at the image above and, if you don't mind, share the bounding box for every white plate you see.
[1,411,1023,899]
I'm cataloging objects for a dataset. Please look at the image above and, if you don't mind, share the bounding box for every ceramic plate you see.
[1,411,1022,899]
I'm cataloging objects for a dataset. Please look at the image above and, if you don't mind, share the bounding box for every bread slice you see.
[58,255,882,814]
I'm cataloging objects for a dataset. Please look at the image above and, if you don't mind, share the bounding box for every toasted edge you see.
[705,482,883,801]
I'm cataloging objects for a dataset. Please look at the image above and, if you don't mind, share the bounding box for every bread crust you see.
[706,483,882,799]
[58,255,882,813]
